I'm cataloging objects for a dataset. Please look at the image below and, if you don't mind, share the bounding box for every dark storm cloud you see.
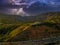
[0,0,60,16]
[0,0,60,7]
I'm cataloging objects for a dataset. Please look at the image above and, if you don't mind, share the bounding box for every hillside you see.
[45,12,60,23]
[8,22,60,41]
[0,13,44,24]
[0,12,60,45]
[0,12,53,24]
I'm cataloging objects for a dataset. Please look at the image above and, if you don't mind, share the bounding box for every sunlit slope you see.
[0,12,60,42]
[8,22,60,41]
[0,22,39,41]
[45,12,60,23]
[0,24,21,41]
[8,12,60,41]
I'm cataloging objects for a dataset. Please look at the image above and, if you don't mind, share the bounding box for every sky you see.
[0,0,60,16]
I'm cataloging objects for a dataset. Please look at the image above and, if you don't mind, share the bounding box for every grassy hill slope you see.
[0,12,60,42]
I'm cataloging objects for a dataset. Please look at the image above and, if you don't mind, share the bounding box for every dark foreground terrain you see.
[0,12,60,45]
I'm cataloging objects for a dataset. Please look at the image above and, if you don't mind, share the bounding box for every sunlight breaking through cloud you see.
[7,8,29,16]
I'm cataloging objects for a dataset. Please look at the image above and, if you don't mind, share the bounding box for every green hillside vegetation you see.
[0,13,50,24]
[44,12,60,23]
[8,22,60,41]
[0,24,21,41]
[0,12,60,42]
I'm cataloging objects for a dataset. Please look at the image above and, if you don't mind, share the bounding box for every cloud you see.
[7,8,29,16]
[1,0,60,7]
[0,0,60,16]
[16,8,29,16]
